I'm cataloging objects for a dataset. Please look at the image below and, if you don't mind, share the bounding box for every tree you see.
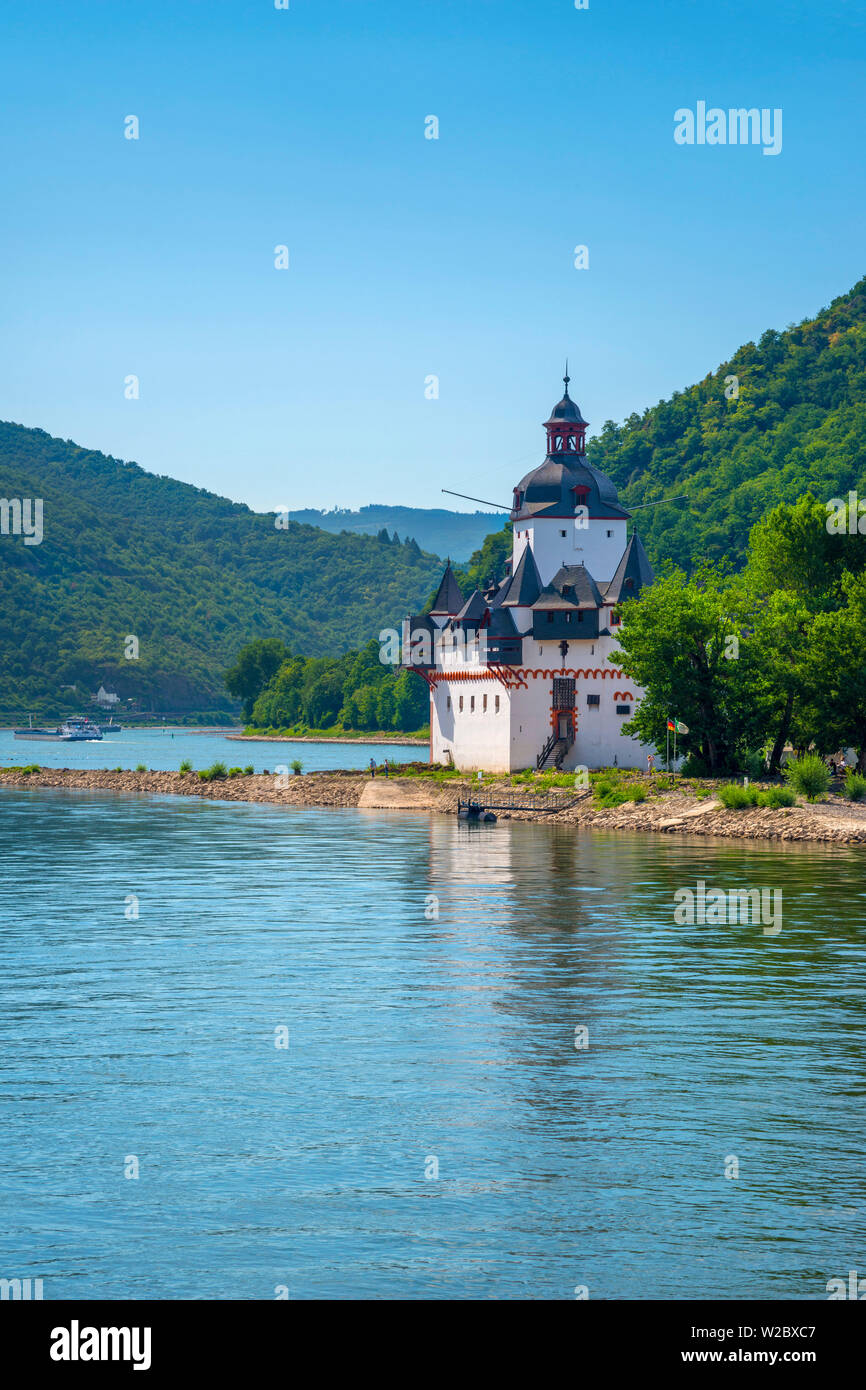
[611,564,766,773]
[225,638,291,720]
[804,571,866,770]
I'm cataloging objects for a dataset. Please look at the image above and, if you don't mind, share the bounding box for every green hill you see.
[587,275,866,571]
[0,423,442,716]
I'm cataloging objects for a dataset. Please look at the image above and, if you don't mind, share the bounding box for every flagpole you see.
[674,725,677,772]
[666,723,670,773]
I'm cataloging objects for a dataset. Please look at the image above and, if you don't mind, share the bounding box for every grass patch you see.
[134,764,147,773]
[718,783,759,810]
[179,759,193,774]
[756,786,797,809]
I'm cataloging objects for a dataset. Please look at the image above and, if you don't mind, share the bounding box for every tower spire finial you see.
[563,359,570,395]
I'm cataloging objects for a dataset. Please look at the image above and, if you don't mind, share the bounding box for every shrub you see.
[179,759,193,774]
[783,754,830,802]
[624,784,647,803]
[843,770,866,802]
[243,764,254,775]
[756,786,796,809]
[291,759,303,775]
[228,767,243,778]
[135,764,147,773]
[198,761,228,782]
[718,783,758,810]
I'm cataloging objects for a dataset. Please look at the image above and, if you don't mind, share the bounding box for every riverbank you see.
[4,766,866,844]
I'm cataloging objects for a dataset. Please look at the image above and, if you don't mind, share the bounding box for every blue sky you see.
[0,0,863,512]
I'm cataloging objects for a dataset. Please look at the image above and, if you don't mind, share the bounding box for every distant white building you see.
[404,374,654,773]
[93,685,120,708]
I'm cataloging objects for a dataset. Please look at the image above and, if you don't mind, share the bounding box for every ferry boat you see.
[59,718,103,741]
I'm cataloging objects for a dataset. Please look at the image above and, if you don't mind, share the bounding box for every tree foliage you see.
[243,638,429,734]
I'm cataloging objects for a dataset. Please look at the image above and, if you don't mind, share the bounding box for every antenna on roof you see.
[628,493,688,512]
[441,488,513,511]
[563,358,570,394]
[626,493,688,535]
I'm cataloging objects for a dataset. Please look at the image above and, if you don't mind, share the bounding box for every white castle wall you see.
[430,635,650,773]
[432,676,512,772]
[512,517,628,587]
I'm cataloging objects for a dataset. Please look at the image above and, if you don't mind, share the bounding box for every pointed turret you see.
[502,545,542,606]
[604,532,655,604]
[429,561,464,616]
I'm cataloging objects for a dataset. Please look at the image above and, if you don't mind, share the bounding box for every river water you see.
[0,786,863,1299]
[0,728,421,774]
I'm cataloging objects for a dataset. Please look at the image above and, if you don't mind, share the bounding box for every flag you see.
[675,720,689,734]
[667,718,675,731]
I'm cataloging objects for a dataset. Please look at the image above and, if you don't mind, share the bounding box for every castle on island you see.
[403,373,655,773]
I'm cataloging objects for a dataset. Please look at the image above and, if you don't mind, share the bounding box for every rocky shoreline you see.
[3,767,866,845]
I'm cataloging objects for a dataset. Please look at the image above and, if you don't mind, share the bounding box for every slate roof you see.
[501,545,542,607]
[429,562,464,615]
[512,456,630,522]
[604,533,655,604]
[531,563,606,611]
[545,391,589,426]
[455,589,489,624]
[485,605,520,637]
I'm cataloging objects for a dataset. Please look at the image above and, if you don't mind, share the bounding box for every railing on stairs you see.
[537,731,558,769]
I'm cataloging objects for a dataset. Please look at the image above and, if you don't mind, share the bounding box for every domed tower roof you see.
[544,366,589,427]
[511,370,630,523]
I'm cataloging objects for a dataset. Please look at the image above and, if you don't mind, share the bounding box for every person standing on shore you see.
[383,758,389,778]
[369,758,376,778]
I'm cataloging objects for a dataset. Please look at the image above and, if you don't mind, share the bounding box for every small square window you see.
[616,704,631,715]
[587,693,600,707]
[483,693,488,712]
[560,529,566,537]
[495,695,500,713]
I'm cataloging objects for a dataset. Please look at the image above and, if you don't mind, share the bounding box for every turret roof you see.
[501,545,543,607]
[429,561,464,615]
[604,533,655,604]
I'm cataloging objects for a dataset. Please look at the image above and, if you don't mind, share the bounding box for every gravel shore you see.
[3,768,866,845]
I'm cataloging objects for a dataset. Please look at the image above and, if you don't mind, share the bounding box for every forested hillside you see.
[587,276,866,571]
[0,423,442,715]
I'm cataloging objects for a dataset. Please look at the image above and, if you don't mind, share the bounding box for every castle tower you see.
[511,370,630,586]
[407,370,655,773]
